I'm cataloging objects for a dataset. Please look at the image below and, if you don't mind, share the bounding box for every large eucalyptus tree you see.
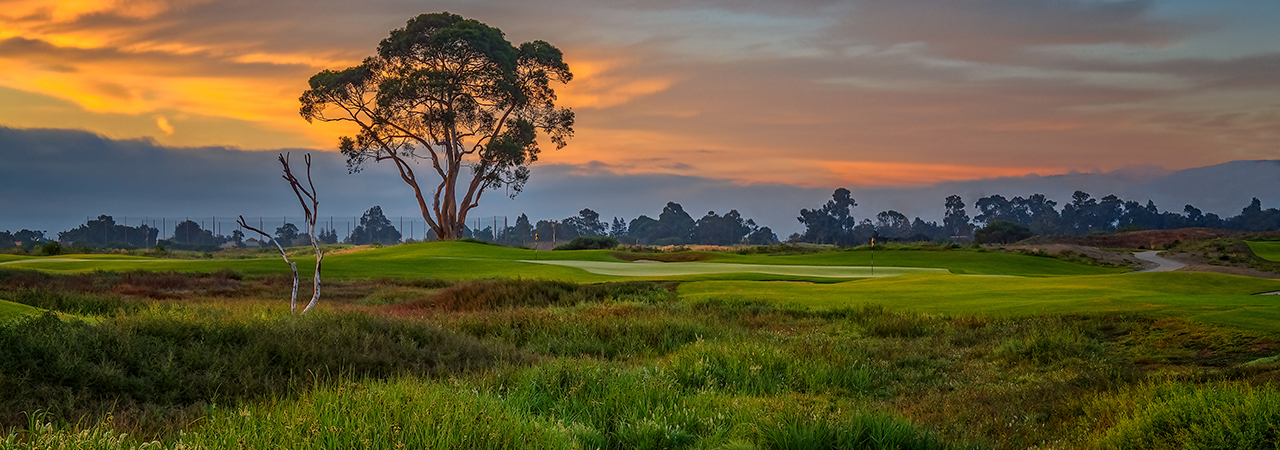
[300,12,574,240]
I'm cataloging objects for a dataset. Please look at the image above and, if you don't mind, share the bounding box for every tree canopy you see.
[300,12,574,240]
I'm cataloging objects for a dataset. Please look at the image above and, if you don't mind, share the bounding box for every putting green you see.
[521,259,949,278]
[1247,241,1280,262]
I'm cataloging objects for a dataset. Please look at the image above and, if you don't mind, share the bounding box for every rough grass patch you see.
[1089,382,1280,449]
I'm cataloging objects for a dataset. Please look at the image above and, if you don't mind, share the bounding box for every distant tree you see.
[609,217,628,240]
[1229,197,1280,231]
[908,217,943,241]
[1183,205,1205,227]
[0,229,46,251]
[1097,194,1124,231]
[349,206,402,245]
[318,228,339,244]
[798,188,857,245]
[276,223,300,245]
[534,220,560,245]
[694,210,753,245]
[58,215,157,248]
[1118,200,1162,231]
[299,12,574,240]
[231,229,245,247]
[171,220,219,247]
[564,208,606,237]
[874,210,911,239]
[1060,191,1098,235]
[745,226,779,245]
[474,226,494,242]
[943,195,972,238]
[657,202,696,245]
[512,214,534,245]
[974,220,1034,244]
[628,215,660,245]
[1020,194,1060,235]
[975,195,1028,226]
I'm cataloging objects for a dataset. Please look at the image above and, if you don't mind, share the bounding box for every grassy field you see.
[679,272,1280,331]
[1,242,1278,449]
[1,271,1278,449]
[1247,240,1280,262]
[523,259,950,278]
[0,241,1125,282]
[0,299,39,322]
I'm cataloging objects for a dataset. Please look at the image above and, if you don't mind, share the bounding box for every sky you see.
[1,0,1279,234]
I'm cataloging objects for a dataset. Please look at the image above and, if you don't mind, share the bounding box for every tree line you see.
[468,202,778,247]
[8,190,1278,253]
[795,188,1280,245]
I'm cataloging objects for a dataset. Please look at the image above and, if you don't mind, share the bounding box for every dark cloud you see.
[2,127,1276,239]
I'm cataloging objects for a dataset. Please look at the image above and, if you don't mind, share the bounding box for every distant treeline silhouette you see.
[793,188,1280,246]
[3,190,1278,252]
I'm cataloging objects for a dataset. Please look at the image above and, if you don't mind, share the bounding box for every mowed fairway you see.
[1248,241,1280,262]
[522,259,948,278]
[680,272,1280,331]
[0,241,1124,281]
[4,241,1277,330]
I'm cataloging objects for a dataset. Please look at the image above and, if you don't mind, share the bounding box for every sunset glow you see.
[0,0,1277,186]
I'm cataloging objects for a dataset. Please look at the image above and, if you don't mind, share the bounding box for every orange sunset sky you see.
[1,0,1278,189]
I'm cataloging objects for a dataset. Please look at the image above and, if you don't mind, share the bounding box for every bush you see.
[554,236,619,250]
[38,242,61,256]
[974,221,1034,244]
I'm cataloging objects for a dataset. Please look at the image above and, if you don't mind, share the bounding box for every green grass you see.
[524,259,949,278]
[679,272,1280,331]
[3,274,1279,449]
[1246,240,1280,262]
[1086,382,1280,449]
[0,300,39,322]
[0,241,1126,283]
[701,248,1127,276]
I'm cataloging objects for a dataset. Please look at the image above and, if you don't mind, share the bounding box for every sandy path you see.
[1132,251,1186,273]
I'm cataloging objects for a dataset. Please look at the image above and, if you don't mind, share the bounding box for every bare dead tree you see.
[235,152,324,314]
[237,215,299,311]
[280,153,323,313]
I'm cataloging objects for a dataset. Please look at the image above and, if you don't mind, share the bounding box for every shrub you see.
[974,221,1034,244]
[554,236,619,250]
[38,242,61,256]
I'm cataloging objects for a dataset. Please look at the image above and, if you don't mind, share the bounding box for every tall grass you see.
[3,272,1279,449]
[0,307,523,430]
[439,302,723,359]
[1087,382,1280,449]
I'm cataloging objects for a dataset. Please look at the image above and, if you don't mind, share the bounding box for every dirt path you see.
[1132,251,1186,273]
